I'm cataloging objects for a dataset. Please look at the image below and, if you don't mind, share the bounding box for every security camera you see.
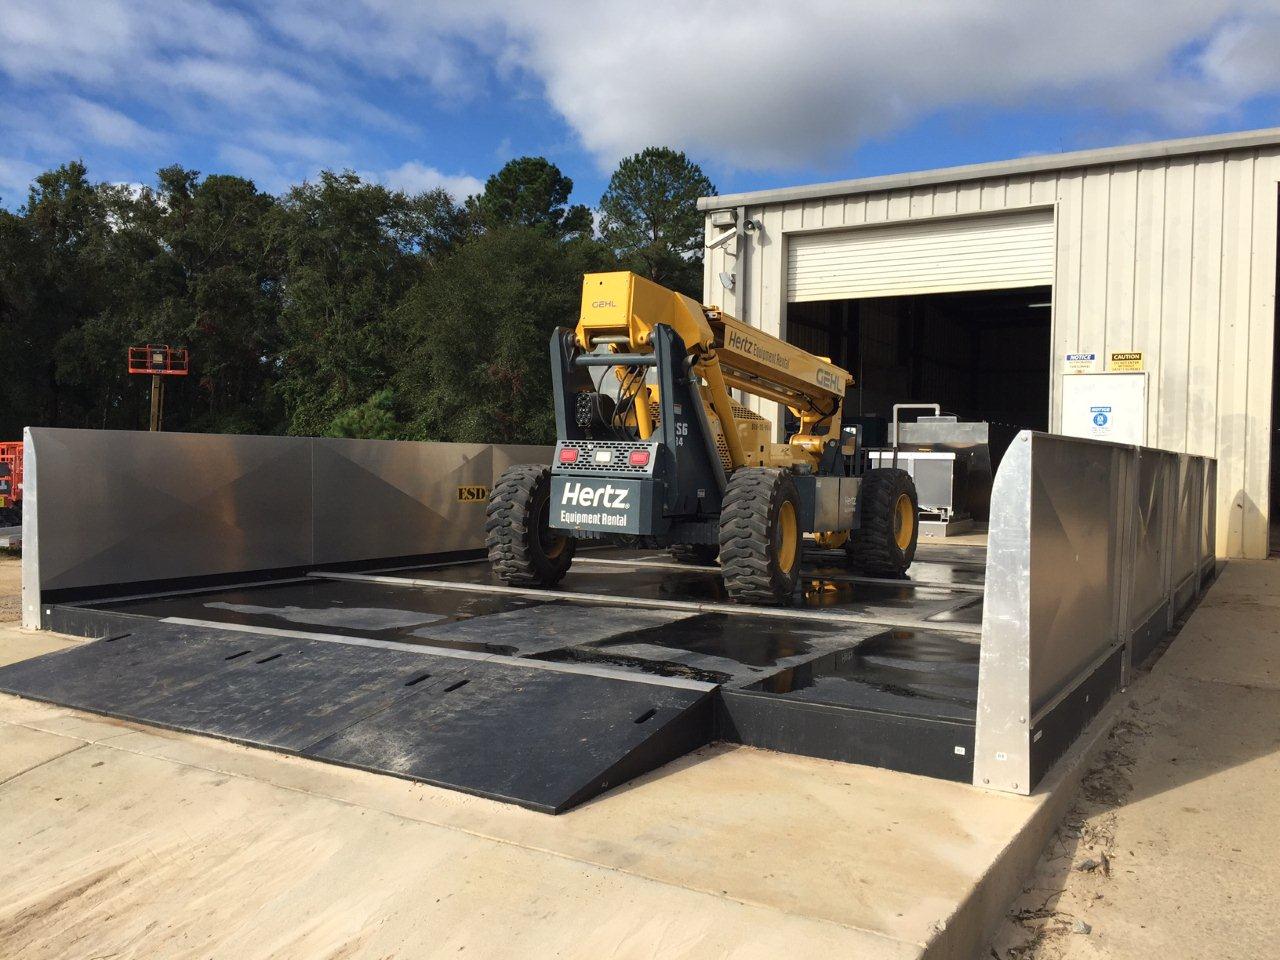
[742,218,760,233]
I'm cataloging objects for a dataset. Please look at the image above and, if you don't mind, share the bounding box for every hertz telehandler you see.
[485,271,918,605]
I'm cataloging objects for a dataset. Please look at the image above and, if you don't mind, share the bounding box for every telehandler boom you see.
[485,271,918,605]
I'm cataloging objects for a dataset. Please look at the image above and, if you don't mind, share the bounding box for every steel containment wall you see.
[21,428,550,628]
[974,431,1215,795]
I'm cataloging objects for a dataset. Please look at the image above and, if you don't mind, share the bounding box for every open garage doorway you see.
[786,285,1052,455]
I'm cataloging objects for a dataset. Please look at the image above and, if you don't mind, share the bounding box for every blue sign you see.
[1090,405,1112,428]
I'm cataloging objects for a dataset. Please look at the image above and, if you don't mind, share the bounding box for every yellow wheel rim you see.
[777,499,799,572]
[894,493,915,550]
[544,535,566,559]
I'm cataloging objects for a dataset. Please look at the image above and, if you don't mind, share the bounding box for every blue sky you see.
[3,1,1280,210]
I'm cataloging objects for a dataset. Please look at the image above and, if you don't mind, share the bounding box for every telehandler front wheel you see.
[846,468,918,576]
[719,467,802,606]
[485,464,575,587]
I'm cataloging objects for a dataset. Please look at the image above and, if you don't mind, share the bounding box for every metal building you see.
[700,127,1280,558]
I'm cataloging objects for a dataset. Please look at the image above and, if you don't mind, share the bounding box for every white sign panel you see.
[1061,373,1147,445]
[1065,353,1101,373]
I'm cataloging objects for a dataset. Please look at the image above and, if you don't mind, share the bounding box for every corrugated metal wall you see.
[704,148,1280,558]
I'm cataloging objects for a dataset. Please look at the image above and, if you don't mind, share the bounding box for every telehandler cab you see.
[485,271,918,605]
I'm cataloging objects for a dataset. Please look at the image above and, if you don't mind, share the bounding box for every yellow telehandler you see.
[485,271,918,605]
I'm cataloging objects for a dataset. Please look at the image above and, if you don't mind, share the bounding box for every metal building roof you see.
[698,126,1280,211]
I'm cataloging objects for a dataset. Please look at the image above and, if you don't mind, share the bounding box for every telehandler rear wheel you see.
[670,543,719,565]
[846,468,918,576]
[485,464,575,587]
[719,467,802,606]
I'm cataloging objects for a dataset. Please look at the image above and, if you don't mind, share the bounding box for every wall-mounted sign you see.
[1109,351,1143,371]
[456,485,490,503]
[1061,372,1148,445]
[1065,353,1100,373]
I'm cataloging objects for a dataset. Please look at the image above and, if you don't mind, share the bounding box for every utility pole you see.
[149,374,164,431]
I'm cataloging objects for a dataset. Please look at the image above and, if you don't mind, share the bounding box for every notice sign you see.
[1066,353,1100,373]
[1090,405,1112,437]
[1109,351,1143,371]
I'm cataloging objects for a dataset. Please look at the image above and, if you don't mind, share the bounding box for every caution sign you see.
[1109,352,1143,371]
[456,485,490,503]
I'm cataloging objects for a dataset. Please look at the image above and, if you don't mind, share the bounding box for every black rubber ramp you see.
[0,624,714,814]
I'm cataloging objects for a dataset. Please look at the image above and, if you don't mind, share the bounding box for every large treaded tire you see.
[719,467,802,606]
[485,464,575,587]
[670,543,719,565]
[846,467,918,576]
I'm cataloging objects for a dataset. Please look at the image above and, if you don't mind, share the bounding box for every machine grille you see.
[556,441,653,474]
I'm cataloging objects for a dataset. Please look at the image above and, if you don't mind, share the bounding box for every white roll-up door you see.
[787,209,1055,303]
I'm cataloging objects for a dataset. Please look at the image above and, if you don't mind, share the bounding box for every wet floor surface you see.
[81,547,985,724]
[746,629,980,722]
[392,556,984,624]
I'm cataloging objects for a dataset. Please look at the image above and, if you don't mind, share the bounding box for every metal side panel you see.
[21,428,39,629]
[312,439,491,564]
[25,427,315,597]
[973,432,1034,793]
[975,430,1215,795]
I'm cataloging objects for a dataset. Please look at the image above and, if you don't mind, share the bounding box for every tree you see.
[6,162,118,432]
[268,171,465,436]
[396,227,614,444]
[137,167,285,434]
[326,388,402,439]
[598,147,716,296]
[467,157,592,239]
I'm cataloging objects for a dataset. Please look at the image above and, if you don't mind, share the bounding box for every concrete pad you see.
[0,629,85,669]
[5,689,1119,960]
[73,720,1033,945]
[0,741,917,960]
[0,724,83,783]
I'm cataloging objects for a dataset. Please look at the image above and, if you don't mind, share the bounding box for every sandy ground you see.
[990,559,1280,958]
[0,553,19,622]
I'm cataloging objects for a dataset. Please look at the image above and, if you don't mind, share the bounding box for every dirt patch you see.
[0,554,20,622]
[990,699,1156,959]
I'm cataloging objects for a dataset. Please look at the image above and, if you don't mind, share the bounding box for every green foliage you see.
[396,227,614,444]
[325,388,403,439]
[0,147,708,444]
[268,171,464,436]
[467,157,592,239]
[598,147,716,296]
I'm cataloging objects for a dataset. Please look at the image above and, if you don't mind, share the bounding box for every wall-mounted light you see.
[710,209,737,228]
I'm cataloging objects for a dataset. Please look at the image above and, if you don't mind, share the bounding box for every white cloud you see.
[61,96,160,149]
[3,0,1280,208]
[0,156,41,203]
[378,161,483,200]
[472,0,1280,168]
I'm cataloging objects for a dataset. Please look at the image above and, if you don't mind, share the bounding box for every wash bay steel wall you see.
[701,130,1280,559]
